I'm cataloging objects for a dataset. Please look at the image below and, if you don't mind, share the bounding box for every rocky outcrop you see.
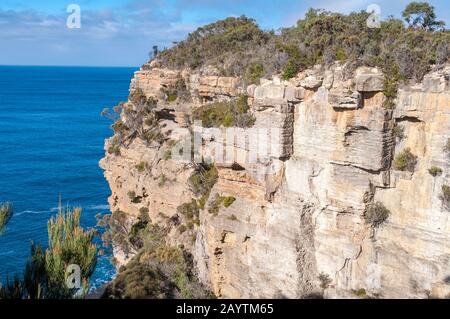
[101,62,450,299]
[131,65,243,104]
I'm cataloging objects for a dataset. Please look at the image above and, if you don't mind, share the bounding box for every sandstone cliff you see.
[100,61,450,299]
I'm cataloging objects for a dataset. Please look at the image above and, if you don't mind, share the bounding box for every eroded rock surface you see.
[101,62,450,299]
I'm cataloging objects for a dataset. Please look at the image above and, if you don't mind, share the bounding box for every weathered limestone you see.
[101,62,450,299]
[354,67,384,92]
[130,66,242,104]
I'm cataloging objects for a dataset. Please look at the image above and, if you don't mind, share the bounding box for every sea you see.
[0,65,138,290]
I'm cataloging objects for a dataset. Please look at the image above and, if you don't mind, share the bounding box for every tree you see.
[0,202,13,235]
[0,204,97,299]
[44,206,97,298]
[402,2,445,31]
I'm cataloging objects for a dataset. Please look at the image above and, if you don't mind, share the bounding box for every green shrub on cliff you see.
[364,202,390,226]
[188,161,218,197]
[177,199,199,220]
[115,88,164,146]
[135,161,148,173]
[428,166,443,177]
[163,77,191,103]
[223,196,236,208]
[318,272,332,289]
[193,94,255,128]
[393,148,418,172]
[207,195,236,216]
[208,194,224,216]
[127,191,142,204]
[101,222,213,299]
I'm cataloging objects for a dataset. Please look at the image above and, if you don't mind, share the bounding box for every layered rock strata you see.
[101,62,450,299]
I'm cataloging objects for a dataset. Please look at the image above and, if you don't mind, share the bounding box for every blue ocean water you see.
[0,65,137,289]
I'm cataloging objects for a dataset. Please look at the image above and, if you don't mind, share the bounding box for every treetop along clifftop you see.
[157,3,449,83]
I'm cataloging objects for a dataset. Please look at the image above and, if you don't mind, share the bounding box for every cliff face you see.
[100,61,450,299]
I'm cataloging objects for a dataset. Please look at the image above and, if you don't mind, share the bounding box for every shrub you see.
[335,48,347,61]
[188,162,218,197]
[167,94,177,103]
[428,166,443,177]
[228,214,238,221]
[223,196,236,208]
[158,175,168,188]
[127,191,136,200]
[208,194,225,216]
[108,144,121,156]
[98,210,133,256]
[139,207,150,222]
[123,89,164,146]
[0,202,13,235]
[393,148,418,172]
[135,162,147,173]
[282,58,300,80]
[128,191,142,204]
[353,288,367,297]
[178,225,186,234]
[197,195,208,209]
[440,185,450,209]
[318,273,332,289]
[100,214,213,299]
[111,120,128,134]
[101,102,123,122]
[163,149,172,160]
[244,63,264,84]
[192,95,255,128]
[177,199,199,220]
[163,77,191,103]
[143,127,165,145]
[364,202,390,226]
[101,259,170,299]
[129,88,149,106]
[128,220,148,250]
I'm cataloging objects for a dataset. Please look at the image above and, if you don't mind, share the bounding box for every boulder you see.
[300,76,323,89]
[328,89,362,110]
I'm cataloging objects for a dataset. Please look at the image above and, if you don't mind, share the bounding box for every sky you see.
[0,0,449,67]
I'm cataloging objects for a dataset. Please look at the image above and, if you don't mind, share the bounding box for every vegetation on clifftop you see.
[158,3,448,83]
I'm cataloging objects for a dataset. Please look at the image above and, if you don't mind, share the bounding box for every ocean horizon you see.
[0,65,138,289]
